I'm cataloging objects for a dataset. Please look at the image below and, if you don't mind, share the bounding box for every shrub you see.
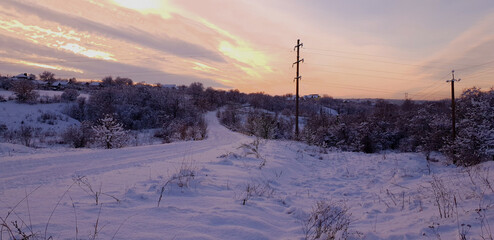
[61,89,79,102]
[11,79,38,103]
[302,201,351,240]
[156,115,207,143]
[62,122,93,148]
[245,110,277,139]
[238,179,275,205]
[157,160,197,207]
[37,95,61,104]
[218,104,242,130]
[37,111,64,125]
[64,97,87,121]
[0,123,7,133]
[19,125,34,147]
[429,174,454,218]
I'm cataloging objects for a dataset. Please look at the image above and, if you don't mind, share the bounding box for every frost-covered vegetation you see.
[1,71,493,166]
[0,73,243,148]
[218,88,494,167]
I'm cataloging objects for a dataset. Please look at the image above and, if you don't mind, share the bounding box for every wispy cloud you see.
[0,0,493,98]
[2,0,225,62]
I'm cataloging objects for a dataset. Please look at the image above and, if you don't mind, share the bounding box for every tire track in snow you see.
[0,111,247,191]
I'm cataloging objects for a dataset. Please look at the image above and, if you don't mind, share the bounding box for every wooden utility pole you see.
[293,39,304,139]
[446,70,460,139]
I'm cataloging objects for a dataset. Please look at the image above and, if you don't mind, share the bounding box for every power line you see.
[408,72,452,98]
[456,59,494,72]
[306,62,410,76]
[306,68,413,83]
[303,51,449,70]
[304,47,402,60]
[413,84,447,100]
[300,79,401,95]
[304,47,492,69]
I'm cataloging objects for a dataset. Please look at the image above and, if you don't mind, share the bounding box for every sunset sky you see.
[1,0,493,99]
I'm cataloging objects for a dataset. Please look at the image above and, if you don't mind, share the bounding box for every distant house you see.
[303,94,320,100]
[89,81,102,88]
[11,73,34,81]
[162,84,177,89]
[51,81,69,90]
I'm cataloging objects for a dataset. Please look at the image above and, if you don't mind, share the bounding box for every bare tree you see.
[39,71,55,84]
[11,79,38,103]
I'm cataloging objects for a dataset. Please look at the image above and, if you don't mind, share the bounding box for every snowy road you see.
[0,112,246,191]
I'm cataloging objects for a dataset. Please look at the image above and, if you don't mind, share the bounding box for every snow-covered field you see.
[1,112,493,239]
[0,101,79,131]
[0,90,89,100]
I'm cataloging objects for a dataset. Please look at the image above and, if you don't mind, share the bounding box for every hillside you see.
[1,111,493,239]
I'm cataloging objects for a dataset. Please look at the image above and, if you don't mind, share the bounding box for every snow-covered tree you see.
[92,114,128,149]
[447,88,494,166]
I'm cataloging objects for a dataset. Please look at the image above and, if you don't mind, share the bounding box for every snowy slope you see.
[1,112,493,239]
[0,101,79,131]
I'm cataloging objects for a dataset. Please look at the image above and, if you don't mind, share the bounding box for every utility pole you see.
[293,39,304,140]
[446,70,460,140]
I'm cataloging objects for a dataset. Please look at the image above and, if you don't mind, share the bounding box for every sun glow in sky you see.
[1,0,493,99]
[112,0,172,18]
[59,43,116,61]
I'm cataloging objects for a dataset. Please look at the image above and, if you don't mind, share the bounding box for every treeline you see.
[63,80,247,146]
[0,72,246,148]
[218,88,494,166]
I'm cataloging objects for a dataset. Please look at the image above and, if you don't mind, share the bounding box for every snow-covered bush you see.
[240,138,263,159]
[401,104,450,158]
[62,121,93,148]
[242,110,292,140]
[444,88,494,166]
[245,110,277,139]
[299,98,456,156]
[92,114,128,149]
[61,89,79,102]
[18,125,34,147]
[157,160,197,207]
[11,79,38,103]
[302,201,351,240]
[218,104,242,131]
[64,97,87,121]
[429,174,454,218]
[73,175,120,205]
[86,88,120,122]
[236,178,276,205]
[156,115,207,143]
[37,111,66,125]
[0,77,12,90]
[37,94,61,104]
